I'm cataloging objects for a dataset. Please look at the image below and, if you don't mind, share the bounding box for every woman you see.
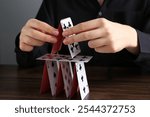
[15,0,150,70]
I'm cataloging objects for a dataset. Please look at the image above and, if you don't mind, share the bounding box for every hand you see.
[19,19,59,52]
[63,18,139,54]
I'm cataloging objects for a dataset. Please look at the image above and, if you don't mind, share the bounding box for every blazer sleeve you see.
[135,2,150,67]
[15,0,55,68]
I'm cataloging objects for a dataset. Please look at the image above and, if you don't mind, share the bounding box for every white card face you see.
[60,17,73,30]
[46,60,58,96]
[60,17,81,58]
[60,61,73,98]
[37,54,92,63]
[75,62,89,100]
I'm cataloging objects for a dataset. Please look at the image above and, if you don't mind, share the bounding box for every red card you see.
[70,65,78,98]
[40,24,63,94]
[40,23,69,96]
[56,64,64,96]
[40,64,50,94]
[51,25,64,54]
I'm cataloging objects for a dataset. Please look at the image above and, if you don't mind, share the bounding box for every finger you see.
[22,35,44,47]
[19,42,34,52]
[26,19,59,36]
[95,45,116,53]
[63,28,106,45]
[63,18,104,37]
[22,27,57,43]
[88,38,108,48]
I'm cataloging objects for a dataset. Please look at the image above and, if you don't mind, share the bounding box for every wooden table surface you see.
[0,65,150,100]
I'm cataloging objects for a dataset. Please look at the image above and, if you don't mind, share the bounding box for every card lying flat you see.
[37,54,92,63]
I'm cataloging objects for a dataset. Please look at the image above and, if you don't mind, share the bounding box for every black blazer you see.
[15,0,150,69]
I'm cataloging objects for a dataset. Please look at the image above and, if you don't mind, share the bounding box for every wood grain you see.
[0,65,150,100]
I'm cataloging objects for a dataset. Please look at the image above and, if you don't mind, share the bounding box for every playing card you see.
[70,65,78,98]
[75,62,89,100]
[40,64,50,94]
[60,17,81,58]
[60,61,73,98]
[51,25,64,54]
[37,54,92,63]
[55,65,64,96]
[46,60,58,96]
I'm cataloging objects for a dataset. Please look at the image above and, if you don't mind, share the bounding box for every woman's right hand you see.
[19,19,59,52]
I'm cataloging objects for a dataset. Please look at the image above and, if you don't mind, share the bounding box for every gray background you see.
[0,0,42,65]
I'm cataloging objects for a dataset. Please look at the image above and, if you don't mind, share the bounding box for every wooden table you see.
[0,65,150,100]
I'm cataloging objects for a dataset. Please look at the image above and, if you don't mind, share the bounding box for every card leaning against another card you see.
[40,64,50,94]
[75,62,89,100]
[46,61,58,96]
[60,61,73,98]
[51,24,64,54]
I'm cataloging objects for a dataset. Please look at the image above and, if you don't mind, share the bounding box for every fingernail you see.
[53,31,59,36]
[62,31,68,37]
[63,39,68,45]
